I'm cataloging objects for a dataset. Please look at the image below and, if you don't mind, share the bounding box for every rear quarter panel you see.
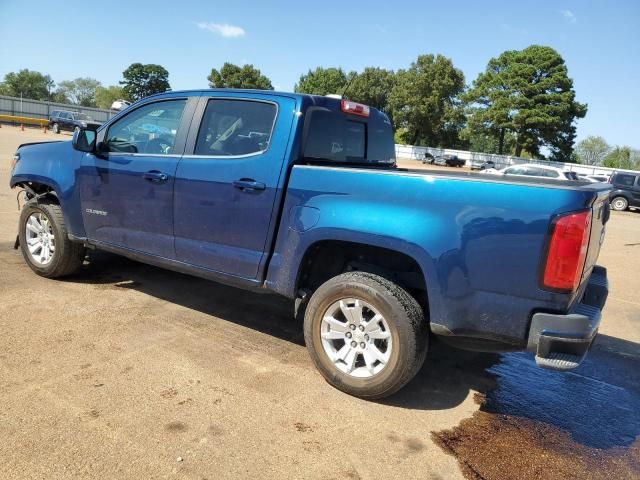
[267,166,601,344]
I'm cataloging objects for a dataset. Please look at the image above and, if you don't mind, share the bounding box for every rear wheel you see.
[611,196,628,211]
[303,272,428,399]
[18,199,86,278]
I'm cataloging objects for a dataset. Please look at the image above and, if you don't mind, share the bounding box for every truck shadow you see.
[70,251,640,449]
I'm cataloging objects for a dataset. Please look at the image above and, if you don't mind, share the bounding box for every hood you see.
[17,140,68,153]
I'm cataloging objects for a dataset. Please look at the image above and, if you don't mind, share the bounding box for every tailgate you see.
[581,189,611,283]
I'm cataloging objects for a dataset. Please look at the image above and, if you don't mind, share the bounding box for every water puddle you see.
[433,334,640,479]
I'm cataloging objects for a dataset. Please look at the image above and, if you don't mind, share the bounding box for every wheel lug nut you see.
[360,342,366,348]
[359,325,365,331]
[349,324,356,330]
[346,332,352,338]
[350,341,357,348]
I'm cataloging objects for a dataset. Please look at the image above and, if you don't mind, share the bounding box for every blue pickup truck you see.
[10,90,611,399]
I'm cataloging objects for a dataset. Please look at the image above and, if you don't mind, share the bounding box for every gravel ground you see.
[0,126,638,479]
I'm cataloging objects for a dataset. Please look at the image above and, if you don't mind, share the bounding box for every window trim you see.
[186,97,279,159]
[101,97,190,158]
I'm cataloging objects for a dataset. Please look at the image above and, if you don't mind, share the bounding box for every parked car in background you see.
[577,175,599,183]
[578,174,609,183]
[49,110,102,134]
[587,175,610,183]
[422,152,435,164]
[434,154,465,167]
[482,163,579,181]
[608,172,640,211]
[471,160,496,171]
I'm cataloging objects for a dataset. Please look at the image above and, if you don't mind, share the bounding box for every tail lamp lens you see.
[542,210,592,292]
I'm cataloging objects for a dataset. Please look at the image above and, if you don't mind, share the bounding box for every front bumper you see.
[527,265,608,371]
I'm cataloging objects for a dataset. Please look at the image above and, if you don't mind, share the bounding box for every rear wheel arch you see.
[295,239,430,313]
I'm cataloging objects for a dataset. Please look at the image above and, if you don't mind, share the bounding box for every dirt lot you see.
[0,126,638,479]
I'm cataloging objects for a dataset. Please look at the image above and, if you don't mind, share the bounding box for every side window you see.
[615,174,636,187]
[537,168,559,178]
[104,99,186,155]
[505,166,525,175]
[195,99,277,156]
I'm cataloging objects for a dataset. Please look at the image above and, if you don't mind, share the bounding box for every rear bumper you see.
[527,265,608,371]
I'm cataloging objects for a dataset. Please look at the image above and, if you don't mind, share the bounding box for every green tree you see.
[575,136,610,165]
[0,69,54,100]
[95,85,126,109]
[388,54,465,147]
[57,77,101,107]
[603,146,635,170]
[207,63,273,90]
[120,63,170,101]
[294,67,350,96]
[50,90,69,104]
[346,67,395,113]
[464,45,587,161]
[462,129,517,155]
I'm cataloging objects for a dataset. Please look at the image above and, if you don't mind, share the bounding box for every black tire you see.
[18,198,86,278]
[52,123,60,134]
[611,196,628,211]
[303,272,428,399]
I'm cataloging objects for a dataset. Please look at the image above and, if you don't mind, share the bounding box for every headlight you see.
[11,152,20,171]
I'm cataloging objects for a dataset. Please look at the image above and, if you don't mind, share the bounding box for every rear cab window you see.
[301,104,395,166]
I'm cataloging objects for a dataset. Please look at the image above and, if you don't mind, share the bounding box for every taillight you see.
[542,210,592,292]
[341,99,370,117]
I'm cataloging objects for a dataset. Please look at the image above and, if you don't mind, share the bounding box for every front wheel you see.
[18,199,86,278]
[611,196,628,211]
[303,272,428,399]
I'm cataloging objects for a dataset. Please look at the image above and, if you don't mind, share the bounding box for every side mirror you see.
[72,127,97,153]
[72,127,109,159]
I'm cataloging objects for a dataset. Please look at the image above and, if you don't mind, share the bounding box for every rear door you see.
[173,94,296,279]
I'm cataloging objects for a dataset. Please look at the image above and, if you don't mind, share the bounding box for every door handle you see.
[233,179,266,192]
[143,171,169,183]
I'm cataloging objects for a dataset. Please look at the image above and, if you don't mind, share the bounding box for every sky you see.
[1,0,638,148]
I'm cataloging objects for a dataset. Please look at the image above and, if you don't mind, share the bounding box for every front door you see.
[78,98,190,258]
[173,95,295,278]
